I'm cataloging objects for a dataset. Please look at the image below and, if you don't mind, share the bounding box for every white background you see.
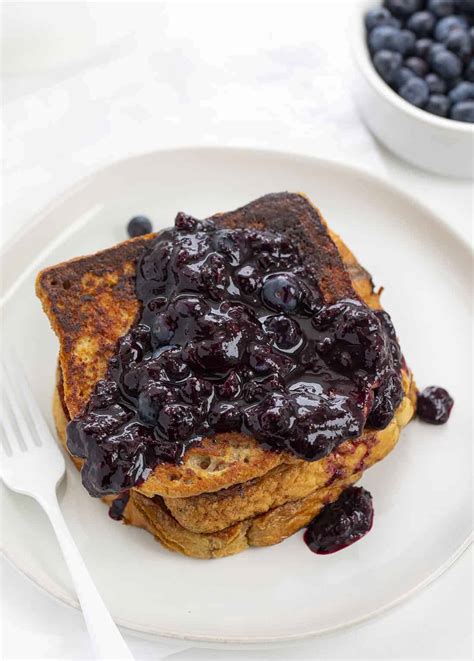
[1,1,472,659]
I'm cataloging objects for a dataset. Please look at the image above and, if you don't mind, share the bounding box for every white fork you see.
[0,355,134,660]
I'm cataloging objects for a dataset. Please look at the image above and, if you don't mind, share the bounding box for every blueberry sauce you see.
[417,385,453,424]
[304,486,374,554]
[108,492,130,520]
[67,213,404,497]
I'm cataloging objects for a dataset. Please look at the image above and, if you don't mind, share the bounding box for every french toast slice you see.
[37,193,377,499]
[41,191,417,558]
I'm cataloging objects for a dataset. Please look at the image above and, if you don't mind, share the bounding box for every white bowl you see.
[350,0,474,179]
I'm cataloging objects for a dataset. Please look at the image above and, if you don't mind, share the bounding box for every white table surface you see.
[1,2,472,659]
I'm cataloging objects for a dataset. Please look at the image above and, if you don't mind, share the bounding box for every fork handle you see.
[39,493,134,660]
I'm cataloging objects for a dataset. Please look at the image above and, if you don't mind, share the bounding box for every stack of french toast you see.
[36,193,416,558]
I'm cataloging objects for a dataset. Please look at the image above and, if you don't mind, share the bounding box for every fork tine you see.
[0,416,14,457]
[3,352,53,442]
[1,360,38,450]
[0,381,27,453]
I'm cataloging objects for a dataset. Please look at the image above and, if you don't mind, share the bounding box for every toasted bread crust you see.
[53,387,360,558]
[36,235,149,420]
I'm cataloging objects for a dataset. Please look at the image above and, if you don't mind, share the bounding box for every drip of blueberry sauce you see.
[108,491,130,520]
[304,486,374,554]
[67,212,405,500]
[417,386,454,424]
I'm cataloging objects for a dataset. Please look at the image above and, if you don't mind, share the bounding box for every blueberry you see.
[383,0,423,18]
[445,28,472,58]
[174,212,198,232]
[138,384,173,424]
[405,55,429,76]
[200,252,229,299]
[415,38,433,58]
[215,372,241,399]
[365,7,401,31]
[427,0,454,17]
[304,487,374,555]
[425,72,447,93]
[435,16,468,43]
[264,315,302,351]
[248,344,279,375]
[425,93,451,115]
[430,43,447,59]
[465,58,474,81]
[127,216,153,238]
[152,312,175,346]
[261,274,301,312]
[181,376,213,404]
[399,76,430,106]
[407,11,436,37]
[157,403,195,441]
[158,347,190,381]
[246,393,295,436]
[373,50,403,83]
[431,49,463,78]
[449,80,474,101]
[417,386,453,423]
[235,264,260,294]
[394,65,416,88]
[450,99,474,120]
[208,402,242,432]
[369,26,416,55]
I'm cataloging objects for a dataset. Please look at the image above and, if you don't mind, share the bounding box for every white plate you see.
[1,148,472,644]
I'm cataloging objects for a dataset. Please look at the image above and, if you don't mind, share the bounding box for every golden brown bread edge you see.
[54,363,415,537]
[53,387,362,559]
[37,192,405,501]
[163,371,416,533]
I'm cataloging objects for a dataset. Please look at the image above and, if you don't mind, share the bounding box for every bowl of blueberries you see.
[351,0,474,178]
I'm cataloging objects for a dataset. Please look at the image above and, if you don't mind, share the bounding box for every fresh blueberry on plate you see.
[127,215,153,237]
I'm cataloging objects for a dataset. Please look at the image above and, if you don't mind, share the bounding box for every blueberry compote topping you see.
[67,213,404,497]
[417,385,453,424]
[304,486,374,554]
